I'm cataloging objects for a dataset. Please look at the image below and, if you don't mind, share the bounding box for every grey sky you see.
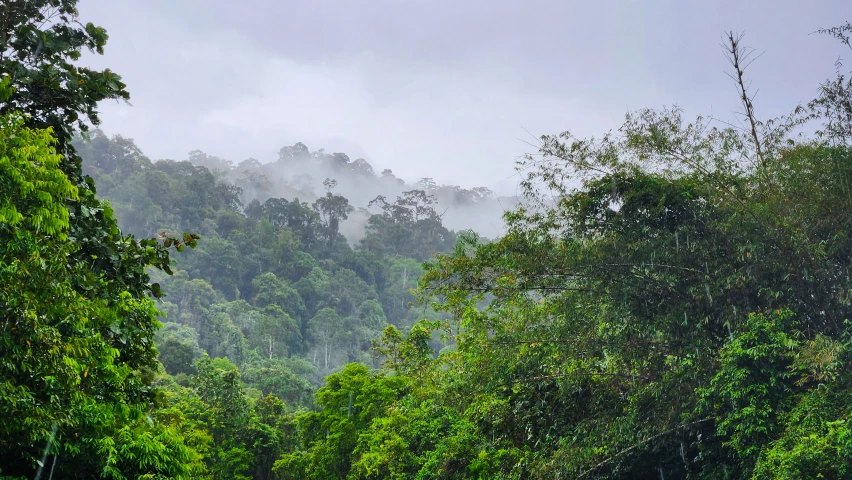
[79,0,850,193]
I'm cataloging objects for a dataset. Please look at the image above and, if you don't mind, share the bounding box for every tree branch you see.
[577,417,717,478]
[724,31,765,170]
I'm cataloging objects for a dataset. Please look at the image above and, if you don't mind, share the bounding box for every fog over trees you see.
[3,0,852,479]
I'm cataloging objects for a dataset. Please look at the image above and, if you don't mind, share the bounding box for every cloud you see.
[79,0,852,194]
[196,48,622,188]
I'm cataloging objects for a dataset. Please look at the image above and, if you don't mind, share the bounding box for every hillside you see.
[4,1,852,479]
[74,131,490,387]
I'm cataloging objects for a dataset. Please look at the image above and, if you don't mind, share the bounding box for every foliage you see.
[0,2,201,477]
[74,131,456,381]
[0,77,198,477]
[7,2,852,479]
[265,23,852,480]
[362,190,457,260]
[273,364,408,480]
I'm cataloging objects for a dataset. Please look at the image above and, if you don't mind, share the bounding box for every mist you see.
[183,142,518,243]
[75,0,849,199]
[6,0,852,477]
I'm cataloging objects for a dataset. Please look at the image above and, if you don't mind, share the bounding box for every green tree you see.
[0,2,202,474]
[308,308,346,370]
[398,29,852,478]
[362,190,456,260]
[313,182,354,247]
[192,356,255,480]
[246,305,301,360]
[242,359,315,407]
[0,0,128,149]
[273,364,407,480]
[75,129,153,183]
[328,268,377,317]
[252,272,308,324]
[158,337,198,375]
[0,78,199,477]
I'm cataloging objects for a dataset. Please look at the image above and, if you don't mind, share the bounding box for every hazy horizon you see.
[79,0,850,195]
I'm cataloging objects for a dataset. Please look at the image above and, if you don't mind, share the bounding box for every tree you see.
[363,190,455,259]
[328,268,377,317]
[246,305,301,360]
[308,308,346,370]
[0,78,199,477]
[0,0,128,151]
[341,300,389,366]
[313,184,354,247]
[809,22,852,145]
[261,197,322,250]
[279,142,310,161]
[75,129,152,182]
[158,337,198,375]
[273,364,407,480]
[380,169,405,186]
[0,3,201,473]
[387,27,852,478]
[349,158,375,177]
[0,80,85,468]
[252,272,308,324]
[414,177,438,192]
[293,266,331,319]
[188,149,233,173]
[242,360,314,407]
[182,236,243,299]
[192,356,255,480]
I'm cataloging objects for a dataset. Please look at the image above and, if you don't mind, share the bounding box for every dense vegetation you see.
[3,0,852,478]
[74,129,466,378]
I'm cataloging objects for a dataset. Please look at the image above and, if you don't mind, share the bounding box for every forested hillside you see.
[4,0,852,479]
[73,129,474,385]
[79,131,518,246]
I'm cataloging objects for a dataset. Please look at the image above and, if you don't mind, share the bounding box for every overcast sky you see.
[79,0,850,193]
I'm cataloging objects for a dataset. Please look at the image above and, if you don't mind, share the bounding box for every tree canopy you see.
[4,1,852,479]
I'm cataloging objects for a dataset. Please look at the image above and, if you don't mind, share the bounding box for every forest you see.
[3,1,852,479]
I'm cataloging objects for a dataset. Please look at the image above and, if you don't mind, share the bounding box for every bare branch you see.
[723,31,766,170]
[577,417,717,478]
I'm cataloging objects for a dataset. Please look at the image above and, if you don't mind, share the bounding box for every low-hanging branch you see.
[577,417,717,479]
